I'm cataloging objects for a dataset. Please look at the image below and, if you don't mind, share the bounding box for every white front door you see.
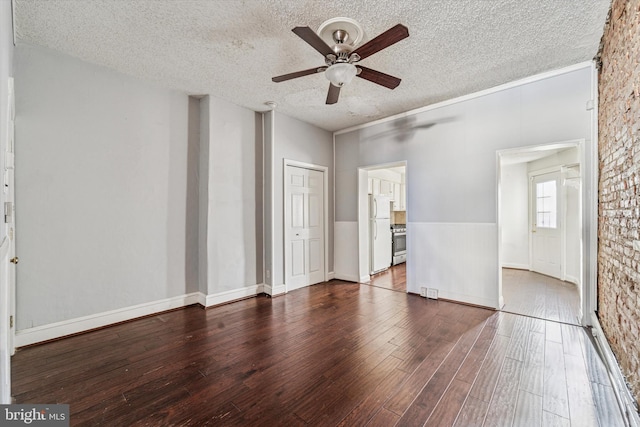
[285,165,325,291]
[531,172,561,279]
[0,77,16,404]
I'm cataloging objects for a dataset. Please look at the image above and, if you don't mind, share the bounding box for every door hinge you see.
[9,315,13,328]
[4,201,13,223]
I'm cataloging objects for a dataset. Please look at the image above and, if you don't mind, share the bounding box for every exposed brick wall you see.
[597,0,640,407]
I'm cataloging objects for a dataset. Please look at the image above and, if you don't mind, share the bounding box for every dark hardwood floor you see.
[502,268,581,325]
[12,280,624,426]
[367,263,407,293]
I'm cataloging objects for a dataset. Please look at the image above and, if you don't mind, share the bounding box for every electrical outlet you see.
[426,288,438,300]
[420,287,427,297]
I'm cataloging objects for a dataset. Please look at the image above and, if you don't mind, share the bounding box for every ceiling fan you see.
[272,18,409,105]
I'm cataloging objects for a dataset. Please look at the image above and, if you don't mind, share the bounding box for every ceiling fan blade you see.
[356,66,401,89]
[326,83,341,104]
[292,26,335,57]
[414,123,436,130]
[351,24,409,61]
[272,67,325,82]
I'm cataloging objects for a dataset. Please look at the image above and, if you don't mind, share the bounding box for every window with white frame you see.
[536,180,557,228]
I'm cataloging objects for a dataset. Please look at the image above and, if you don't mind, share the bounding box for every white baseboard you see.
[564,274,580,286]
[327,271,335,280]
[270,283,286,296]
[16,284,271,347]
[590,313,640,427]
[15,292,201,347]
[333,273,361,283]
[359,274,371,283]
[436,289,498,310]
[199,284,264,308]
[501,263,529,270]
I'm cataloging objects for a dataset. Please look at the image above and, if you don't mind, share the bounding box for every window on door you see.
[536,180,557,228]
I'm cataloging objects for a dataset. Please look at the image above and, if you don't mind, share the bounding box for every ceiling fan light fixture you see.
[325,62,357,87]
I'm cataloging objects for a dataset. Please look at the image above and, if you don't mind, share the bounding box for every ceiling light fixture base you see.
[317,17,364,49]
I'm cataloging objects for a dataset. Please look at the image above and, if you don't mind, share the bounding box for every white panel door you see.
[285,165,325,291]
[1,78,15,403]
[531,172,561,279]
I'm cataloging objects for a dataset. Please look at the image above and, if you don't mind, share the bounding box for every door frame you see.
[1,76,15,403]
[283,159,328,292]
[497,139,594,324]
[356,161,408,286]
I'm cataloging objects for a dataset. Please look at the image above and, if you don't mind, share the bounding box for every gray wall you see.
[14,43,196,329]
[271,112,333,286]
[203,96,262,293]
[335,66,594,307]
[263,111,274,286]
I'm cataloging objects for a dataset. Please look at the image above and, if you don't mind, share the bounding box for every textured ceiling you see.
[13,0,610,132]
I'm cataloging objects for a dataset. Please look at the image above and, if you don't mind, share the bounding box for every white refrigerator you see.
[369,195,392,274]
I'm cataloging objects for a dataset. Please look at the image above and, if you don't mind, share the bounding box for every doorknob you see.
[10,257,18,264]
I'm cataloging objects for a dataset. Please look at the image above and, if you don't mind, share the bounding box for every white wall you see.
[14,43,195,329]
[270,112,333,289]
[335,65,595,308]
[500,162,529,269]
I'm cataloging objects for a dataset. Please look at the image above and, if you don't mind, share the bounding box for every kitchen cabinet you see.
[380,179,392,196]
[371,178,381,195]
[400,184,406,210]
[393,183,401,210]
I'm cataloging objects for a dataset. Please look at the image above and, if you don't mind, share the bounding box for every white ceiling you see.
[13,0,611,132]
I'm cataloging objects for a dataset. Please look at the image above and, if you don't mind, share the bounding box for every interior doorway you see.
[357,162,407,293]
[498,142,583,325]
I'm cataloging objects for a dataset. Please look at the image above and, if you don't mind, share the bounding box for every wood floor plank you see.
[453,395,488,427]
[543,340,570,419]
[467,334,510,402]
[581,333,612,386]
[591,381,627,427]
[367,407,401,427]
[383,337,456,415]
[501,269,580,326]
[483,356,522,426]
[519,331,545,396]
[423,378,471,427]
[505,315,530,362]
[455,321,498,384]
[542,410,571,427]
[564,353,599,426]
[395,320,486,425]
[336,365,410,427]
[545,320,562,344]
[513,390,542,427]
[10,279,625,426]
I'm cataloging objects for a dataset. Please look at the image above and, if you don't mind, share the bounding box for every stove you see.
[391,224,406,265]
